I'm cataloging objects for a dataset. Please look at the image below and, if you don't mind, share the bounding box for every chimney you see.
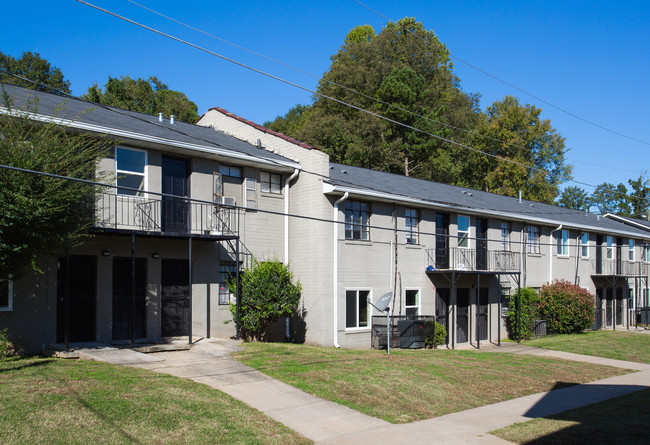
[170,115,175,125]
[158,112,163,122]
[518,190,522,203]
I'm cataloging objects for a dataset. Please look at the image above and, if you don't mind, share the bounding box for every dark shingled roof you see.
[328,162,650,238]
[0,84,297,167]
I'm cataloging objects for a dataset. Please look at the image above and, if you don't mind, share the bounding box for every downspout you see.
[283,169,300,341]
[550,224,563,283]
[333,192,349,348]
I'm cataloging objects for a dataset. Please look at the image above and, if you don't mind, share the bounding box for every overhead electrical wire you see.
[352,0,650,148]
[126,0,636,177]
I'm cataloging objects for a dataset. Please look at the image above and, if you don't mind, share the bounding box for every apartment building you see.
[2,84,648,353]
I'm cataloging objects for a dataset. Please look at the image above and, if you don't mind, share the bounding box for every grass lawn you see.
[491,388,650,444]
[0,356,310,445]
[524,330,650,364]
[234,343,630,424]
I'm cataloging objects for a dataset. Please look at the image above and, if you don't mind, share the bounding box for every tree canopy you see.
[558,186,590,211]
[0,94,111,279]
[0,51,71,94]
[84,75,200,123]
[265,18,571,203]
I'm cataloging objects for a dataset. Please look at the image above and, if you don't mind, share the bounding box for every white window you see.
[244,178,257,209]
[219,164,242,178]
[115,147,147,196]
[500,222,510,251]
[629,239,635,261]
[405,208,419,245]
[645,244,650,263]
[260,171,282,194]
[213,172,223,202]
[606,236,614,260]
[457,215,470,248]
[0,276,13,311]
[580,233,589,258]
[346,289,370,329]
[557,230,569,256]
[405,289,420,316]
[218,263,237,305]
[526,226,540,254]
[344,201,370,241]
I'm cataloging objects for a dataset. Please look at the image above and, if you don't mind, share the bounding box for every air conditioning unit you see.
[222,196,236,206]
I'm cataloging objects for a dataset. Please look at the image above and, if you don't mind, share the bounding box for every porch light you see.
[101,250,111,257]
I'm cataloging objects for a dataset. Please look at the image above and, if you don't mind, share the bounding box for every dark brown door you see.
[57,255,97,343]
[112,257,147,340]
[476,288,488,341]
[161,259,189,337]
[456,288,469,343]
[162,157,188,233]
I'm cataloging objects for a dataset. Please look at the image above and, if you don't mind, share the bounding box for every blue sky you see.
[2,1,649,194]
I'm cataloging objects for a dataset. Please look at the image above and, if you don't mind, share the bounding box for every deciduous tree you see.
[558,186,590,211]
[0,51,71,93]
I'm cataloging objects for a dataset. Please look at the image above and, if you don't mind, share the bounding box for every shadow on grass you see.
[0,357,56,373]
[73,390,143,445]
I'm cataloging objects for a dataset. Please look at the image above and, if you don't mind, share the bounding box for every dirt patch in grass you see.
[234,343,630,423]
[0,357,310,444]
[492,388,650,444]
[525,330,650,364]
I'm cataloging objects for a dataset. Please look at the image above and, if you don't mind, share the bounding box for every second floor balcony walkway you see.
[426,247,520,273]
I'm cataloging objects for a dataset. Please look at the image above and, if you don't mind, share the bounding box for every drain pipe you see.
[550,224,563,283]
[333,192,349,348]
[284,169,299,341]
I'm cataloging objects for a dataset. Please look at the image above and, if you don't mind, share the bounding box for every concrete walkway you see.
[78,340,650,444]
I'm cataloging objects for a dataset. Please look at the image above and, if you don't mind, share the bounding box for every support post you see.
[188,236,193,345]
[131,233,136,347]
[65,253,70,353]
[235,238,241,340]
[477,273,481,349]
[517,280,521,343]
[451,272,456,350]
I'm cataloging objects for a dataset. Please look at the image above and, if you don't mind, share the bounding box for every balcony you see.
[591,259,647,277]
[426,247,520,273]
[93,192,238,238]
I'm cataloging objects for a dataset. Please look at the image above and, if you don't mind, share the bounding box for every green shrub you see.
[228,258,302,342]
[506,287,540,340]
[424,320,448,348]
[0,328,15,360]
[538,280,594,334]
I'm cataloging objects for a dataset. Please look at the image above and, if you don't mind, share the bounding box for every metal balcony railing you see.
[93,192,238,237]
[426,247,520,272]
[591,259,647,276]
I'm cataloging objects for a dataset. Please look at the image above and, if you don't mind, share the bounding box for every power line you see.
[352,0,650,148]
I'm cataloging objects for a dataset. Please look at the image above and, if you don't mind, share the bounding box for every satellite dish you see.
[372,291,393,312]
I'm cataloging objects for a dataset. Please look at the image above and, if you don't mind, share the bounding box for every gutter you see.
[332,192,349,348]
[284,169,300,265]
[550,224,563,283]
[0,108,300,171]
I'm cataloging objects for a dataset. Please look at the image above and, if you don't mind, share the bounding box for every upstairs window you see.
[526,226,540,254]
[500,222,511,251]
[606,236,614,259]
[457,215,470,248]
[244,178,257,209]
[580,233,589,258]
[260,171,282,194]
[219,164,242,178]
[115,147,146,196]
[344,201,370,240]
[405,208,419,244]
[557,230,569,256]
[629,239,635,261]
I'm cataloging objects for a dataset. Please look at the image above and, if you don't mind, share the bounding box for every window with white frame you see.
[0,276,13,311]
[115,147,146,196]
[557,229,569,256]
[526,226,540,254]
[457,215,470,248]
[346,289,370,329]
[244,178,257,209]
[500,221,510,251]
[645,244,650,263]
[218,262,237,305]
[606,236,614,259]
[260,171,282,194]
[405,289,420,316]
[405,208,419,244]
[219,164,242,178]
[344,201,370,240]
[629,239,635,261]
[580,233,589,258]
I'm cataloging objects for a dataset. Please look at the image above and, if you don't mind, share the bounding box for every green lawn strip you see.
[491,388,650,444]
[524,330,650,364]
[234,343,630,424]
[0,357,310,445]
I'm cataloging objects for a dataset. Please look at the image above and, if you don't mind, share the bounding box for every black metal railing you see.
[93,192,238,236]
[426,247,519,272]
[591,259,647,276]
[371,315,447,350]
[636,307,650,326]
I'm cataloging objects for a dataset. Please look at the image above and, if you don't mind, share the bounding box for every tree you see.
[84,76,200,123]
[0,51,71,93]
[228,258,302,341]
[263,104,310,137]
[505,287,540,340]
[469,96,571,204]
[627,174,650,218]
[558,186,590,211]
[266,17,481,182]
[589,182,631,215]
[0,94,111,280]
